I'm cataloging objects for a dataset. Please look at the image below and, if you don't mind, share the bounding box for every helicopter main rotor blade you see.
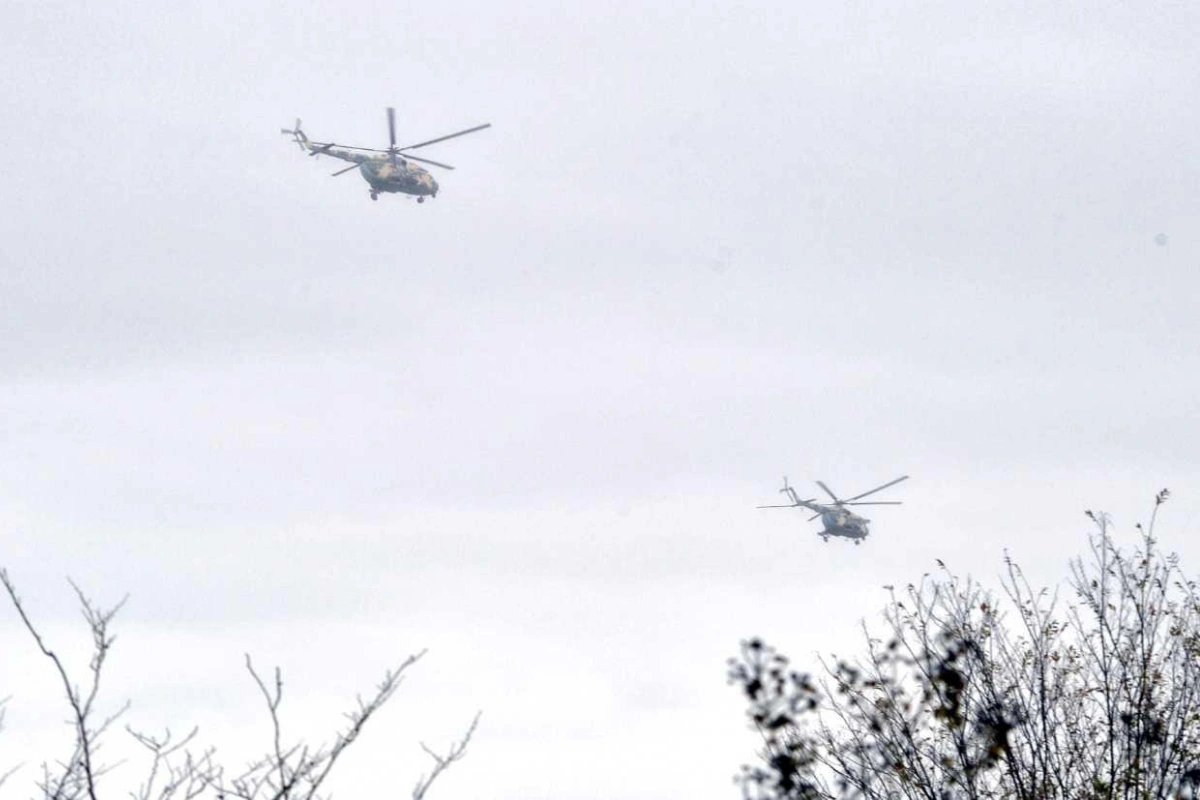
[756,504,799,509]
[844,501,902,506]
[843,475,909,504]
[330,163,361,177]
[322,149,452,169]
[400,153,456,170]
[399,123,491,152]
[306,143,391,153]
[815,481,841,504]
[807,513,822,521]
[387,107,397,150]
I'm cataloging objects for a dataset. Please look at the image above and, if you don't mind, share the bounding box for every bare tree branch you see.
[0,694,23,790]
[205,650,456,800]
[1,568,129,800]
[4,569,480,800]
[412,712,481,800]
[126,726,217,800]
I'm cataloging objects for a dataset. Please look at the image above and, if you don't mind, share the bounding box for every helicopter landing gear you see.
[854,540,861,546]
[417,196,425,204]
[370,192,378,201]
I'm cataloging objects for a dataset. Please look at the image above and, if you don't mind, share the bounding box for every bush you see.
[1,570,478,800]
[729,490,1200,799]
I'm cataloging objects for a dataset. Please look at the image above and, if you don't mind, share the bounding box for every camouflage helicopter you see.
[281,107,490,202]
[757,475,908,544]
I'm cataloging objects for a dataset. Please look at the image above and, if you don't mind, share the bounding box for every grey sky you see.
[3,2,1200,799]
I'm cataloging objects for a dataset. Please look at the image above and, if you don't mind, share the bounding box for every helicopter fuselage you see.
[358,158,438,198]
[315,145,438,199]
[800,502,870,542]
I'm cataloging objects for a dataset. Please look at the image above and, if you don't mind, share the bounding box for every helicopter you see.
[281,107,490,202]
[757,475,908,544]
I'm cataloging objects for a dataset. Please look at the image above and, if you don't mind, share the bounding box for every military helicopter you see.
[757,475,908,544]
[281,108,490,202]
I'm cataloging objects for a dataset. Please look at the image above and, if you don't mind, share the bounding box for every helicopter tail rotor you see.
[779,476,801,506]
[758,477,814,508]
[281,119,309,151]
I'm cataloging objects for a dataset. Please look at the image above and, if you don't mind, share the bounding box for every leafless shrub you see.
[1,569,479,800]
[730,489,1200,799]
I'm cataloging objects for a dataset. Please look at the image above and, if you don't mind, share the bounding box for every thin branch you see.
[2,569,129,800]
[0,694,22,789]
[412,712,481,800]
[218,651,433,800]
[126,726,217,800]
[245,655,290,799]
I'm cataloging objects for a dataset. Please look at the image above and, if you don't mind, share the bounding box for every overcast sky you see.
[2,2,1199,799]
